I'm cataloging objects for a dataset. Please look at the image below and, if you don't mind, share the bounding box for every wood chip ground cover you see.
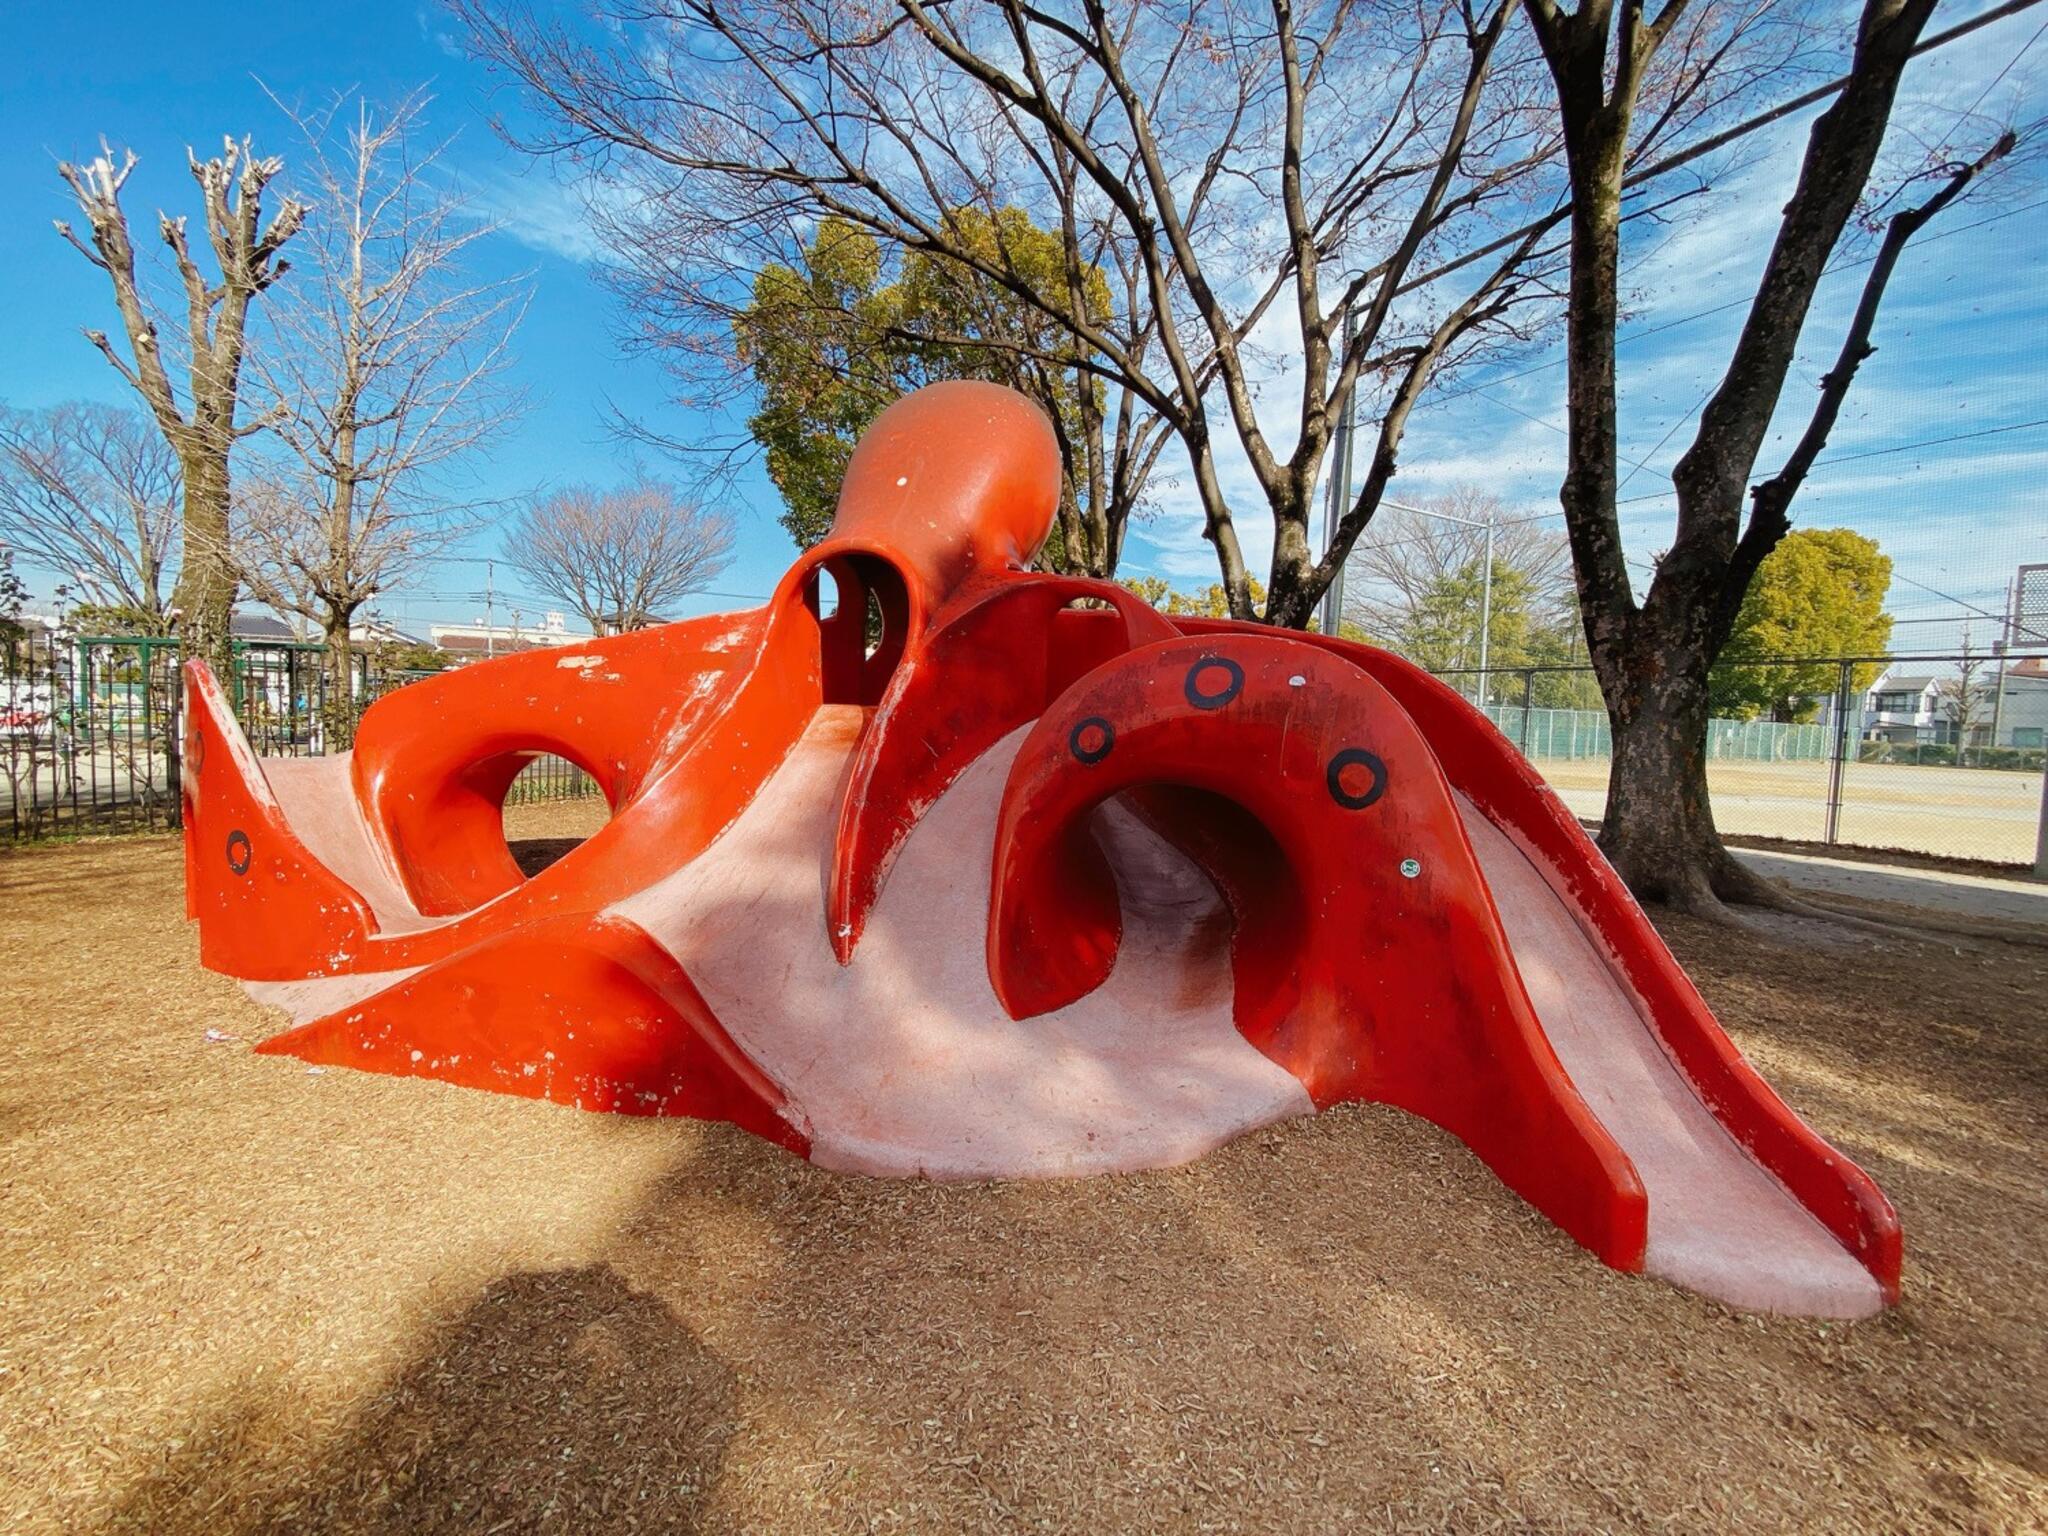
[1,807,2043,1533]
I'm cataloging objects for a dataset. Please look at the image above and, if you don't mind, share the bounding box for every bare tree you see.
[1524,0,2022,912]
[55,139,308,678]
[235,88,529,747]
[1935,641,1995,760]
[0,403,181,630]
[500,482,738,635]
[1343,489,1572,644]
[462,0,1789,620]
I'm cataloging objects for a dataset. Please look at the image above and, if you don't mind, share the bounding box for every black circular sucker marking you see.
[1069,715,1115,765]
[225,829,253,876]
[186,727,205,773]
[1325,748,1389,810]
[1184,655,1245,711]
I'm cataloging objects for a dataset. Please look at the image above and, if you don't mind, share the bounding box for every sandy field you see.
[1534,756,2044,865]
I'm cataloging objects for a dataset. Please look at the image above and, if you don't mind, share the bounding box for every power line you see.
[1894,570,2048,645]
[1604,415,2048,508]
[1796,415,2048,467]
[1426,193,2048,416]
[1959,8,2048,124]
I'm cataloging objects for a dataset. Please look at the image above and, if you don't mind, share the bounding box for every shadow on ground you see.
[100,1265,737,1535]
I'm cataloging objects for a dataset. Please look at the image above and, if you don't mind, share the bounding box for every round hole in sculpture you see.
[499,751,611,878]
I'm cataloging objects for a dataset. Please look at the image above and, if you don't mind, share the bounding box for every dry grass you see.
[2,810,2045,1534]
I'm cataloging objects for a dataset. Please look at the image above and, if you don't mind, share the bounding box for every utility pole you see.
[1990,571,2014,748]
[1476,516,1496,679]
[1318,307,1359,640]
[485,559,496,659]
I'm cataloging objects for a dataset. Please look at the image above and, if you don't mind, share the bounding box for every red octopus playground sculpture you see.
[182,381,1900,1318]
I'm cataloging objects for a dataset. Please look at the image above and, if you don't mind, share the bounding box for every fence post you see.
[2034,765,2048,881]
[165,649,183,832]
[1824,659,1853,847]
[1520,670,1534,753]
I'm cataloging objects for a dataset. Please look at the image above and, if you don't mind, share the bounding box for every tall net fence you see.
[0,629,597,843]
[1438,650,2047,867]
[6,626,2043,869]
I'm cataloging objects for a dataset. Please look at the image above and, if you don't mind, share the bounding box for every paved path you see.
[1734,847,2048,928]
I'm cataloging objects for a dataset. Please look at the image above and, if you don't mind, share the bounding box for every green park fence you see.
[5,629,2043,868]
[1458,703,1833,764]
[1,628,597,843]
[1432,651,2047,867]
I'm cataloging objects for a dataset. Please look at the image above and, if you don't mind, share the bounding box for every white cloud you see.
[414,6,466,61]
[463,166,610,264]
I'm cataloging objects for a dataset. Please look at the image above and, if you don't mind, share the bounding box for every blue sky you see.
[1,0,2043,651]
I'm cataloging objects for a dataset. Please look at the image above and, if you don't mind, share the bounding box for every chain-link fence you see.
[1,628,596,843]
[1434,651,2048,868]
[9,628,2042,868]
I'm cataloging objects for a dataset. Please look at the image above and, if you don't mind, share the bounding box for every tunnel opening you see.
[498,751,611,878]
[805,551,911,705]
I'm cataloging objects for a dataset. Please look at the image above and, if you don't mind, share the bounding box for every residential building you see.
[429,610,589,663]
[1864,662,2048,748]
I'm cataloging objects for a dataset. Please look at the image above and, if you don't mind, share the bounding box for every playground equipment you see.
[183,381,1900,1318]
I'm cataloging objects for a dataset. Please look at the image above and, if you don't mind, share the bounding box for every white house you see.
[429,610,589,664]
[1994,659,2048,750]
[1864,660,2048,749]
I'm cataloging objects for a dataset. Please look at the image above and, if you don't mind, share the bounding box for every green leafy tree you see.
[1388,558,1548,674]
[736,220,916,551]
[0,545,28,638]
[1385,556,1604,710]
[1708,529,1893,722]
[1123,575,1269,620]
[62,598,164,635]
[1522,623,1606,711]
[736,212,1135,573]
[899,207,1119,573]
[365,638,448,675]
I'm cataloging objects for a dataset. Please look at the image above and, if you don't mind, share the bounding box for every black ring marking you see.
[1184,655,1244,711]
[1069,715,1115,765]
[1325,748,1389,811]
[225,829,253,876]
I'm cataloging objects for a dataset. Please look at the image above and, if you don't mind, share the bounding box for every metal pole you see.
[1477,519,1495,675]
[166,650,183,829]
[1824,658,1853,846]
[485,560,496,658]
[1990,573,2015,747]
[1476,517,1495,706]
[2034,765,2048,880]
[1318,309,1359,639]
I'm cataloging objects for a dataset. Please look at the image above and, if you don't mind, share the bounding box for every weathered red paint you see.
[987,633,1650,1268]
[1187,624,1905,1303]
[258,913,808,1151]
[183,378,1899,1309]
[826,575,1177,961]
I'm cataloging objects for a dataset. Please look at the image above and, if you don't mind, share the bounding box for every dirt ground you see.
[1535,756,2044,866]
[2,806,2045,1534]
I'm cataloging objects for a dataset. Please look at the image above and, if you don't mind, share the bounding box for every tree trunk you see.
[1262,483,1318,627]
[321,609,358,751]
[171,446,237,683]
[1593,610,1787,913]
[1597,650,1725,908]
